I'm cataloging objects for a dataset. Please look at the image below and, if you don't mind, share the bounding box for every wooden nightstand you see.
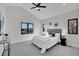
[60,37,66,46]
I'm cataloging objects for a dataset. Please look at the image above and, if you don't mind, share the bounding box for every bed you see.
[32,29,62,54]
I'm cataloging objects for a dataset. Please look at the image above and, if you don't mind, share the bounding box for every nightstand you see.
[60,37,66,46]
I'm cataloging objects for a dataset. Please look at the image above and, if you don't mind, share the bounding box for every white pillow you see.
[55,33,60,37]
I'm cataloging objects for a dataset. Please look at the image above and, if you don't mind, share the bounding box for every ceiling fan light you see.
[36,7,40,9]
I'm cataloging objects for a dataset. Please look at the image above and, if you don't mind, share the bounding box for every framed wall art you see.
[68,18,78,34]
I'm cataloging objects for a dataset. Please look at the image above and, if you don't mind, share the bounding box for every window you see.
[21,22,34,34]
[0,20,4,35]
[0,20,1,35]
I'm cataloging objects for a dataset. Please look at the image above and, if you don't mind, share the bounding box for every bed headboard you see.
[47,29,62,39]
[47,29,62,33]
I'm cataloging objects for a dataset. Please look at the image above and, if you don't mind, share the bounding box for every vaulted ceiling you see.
[0,3,79,20]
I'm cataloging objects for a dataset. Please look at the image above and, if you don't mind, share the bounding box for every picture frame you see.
[49,22,52,26]
[68,18,78,34]
[42,24,45,32]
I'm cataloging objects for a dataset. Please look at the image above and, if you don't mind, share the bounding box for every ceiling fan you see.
[30,3,46,11]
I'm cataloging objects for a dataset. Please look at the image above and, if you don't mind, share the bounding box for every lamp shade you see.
[62,30,67,36]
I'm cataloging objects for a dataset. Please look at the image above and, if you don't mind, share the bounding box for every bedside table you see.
[60,37,66,46]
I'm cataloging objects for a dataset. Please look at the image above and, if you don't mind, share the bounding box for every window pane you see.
[22,23,27,29]
[28,23,33,29]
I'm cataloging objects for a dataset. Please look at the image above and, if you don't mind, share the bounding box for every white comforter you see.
[32,35,60,54]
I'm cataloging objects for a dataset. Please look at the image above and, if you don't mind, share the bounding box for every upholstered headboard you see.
[47,29,62,33]
[47,29,62,38]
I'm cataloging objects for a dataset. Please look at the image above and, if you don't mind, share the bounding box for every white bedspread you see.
[32,34,60,54]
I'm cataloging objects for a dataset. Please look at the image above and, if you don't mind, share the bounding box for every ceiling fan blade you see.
[37,3,41,6]
[32,3,37,6]
[31,7,36,9]
[39,6,46,8]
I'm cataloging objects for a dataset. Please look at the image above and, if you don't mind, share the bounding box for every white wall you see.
[5,6,42,44]
[41,8,79,48]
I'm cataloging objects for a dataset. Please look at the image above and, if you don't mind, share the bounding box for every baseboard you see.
[67,43,79,49]
[10,40,31,45]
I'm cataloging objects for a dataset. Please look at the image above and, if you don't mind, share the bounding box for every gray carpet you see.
[3,40,79,56]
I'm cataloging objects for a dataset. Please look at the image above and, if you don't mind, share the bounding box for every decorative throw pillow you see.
[52,33,55,37]
[48,32,55,37]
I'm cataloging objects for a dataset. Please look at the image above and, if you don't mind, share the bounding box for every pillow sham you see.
[48,32,55,37]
